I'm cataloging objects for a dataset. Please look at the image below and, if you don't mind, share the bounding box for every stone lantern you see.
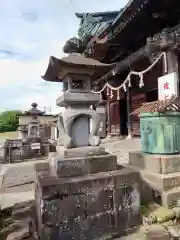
[34,54,142,240]
[42,54,113,149]
[18,102,45,140]
[18,103,50,158]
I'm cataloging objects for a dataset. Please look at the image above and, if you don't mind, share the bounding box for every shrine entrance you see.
[108,91,128,137]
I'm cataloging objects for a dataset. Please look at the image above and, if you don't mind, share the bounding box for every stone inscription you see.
[43,178,116,200]
[58,159,84,169]
[55,158,87,177]
[37,170,142,239]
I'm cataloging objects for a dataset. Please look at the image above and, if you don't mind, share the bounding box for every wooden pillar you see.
[126,88,133,139]
[165,51,179,74]
[107,96,111,137]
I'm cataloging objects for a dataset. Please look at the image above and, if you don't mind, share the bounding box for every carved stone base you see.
[35,166,142,240]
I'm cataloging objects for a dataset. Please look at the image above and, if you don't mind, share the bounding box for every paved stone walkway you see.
[0,159,47,209]
[102,137,141,164]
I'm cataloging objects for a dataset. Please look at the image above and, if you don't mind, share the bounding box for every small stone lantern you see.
[18,102,45,140]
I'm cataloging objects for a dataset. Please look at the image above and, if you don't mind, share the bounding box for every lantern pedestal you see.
[35,154,142,240]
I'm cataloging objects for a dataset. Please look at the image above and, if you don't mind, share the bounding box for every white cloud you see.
[0,38,65,112]
[0,56,64,113]
[0,0,129,113]
[0,59,44,88]
[12,87,64,114]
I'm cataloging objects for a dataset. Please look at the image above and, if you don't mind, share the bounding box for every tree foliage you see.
[0,110,23,132]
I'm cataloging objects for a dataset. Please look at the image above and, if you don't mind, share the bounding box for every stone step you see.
[129,151,180,174]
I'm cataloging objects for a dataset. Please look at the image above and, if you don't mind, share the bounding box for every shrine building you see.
[63,0,180,138]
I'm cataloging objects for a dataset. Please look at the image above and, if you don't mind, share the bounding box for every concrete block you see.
[141,171,180,192]
[161,155,180,174]
[129,151,161,173]
[125,166,180,208]
[127,164,180,208]
[161,187,180,208]
[128,163,180,192]
[129,151,180,174]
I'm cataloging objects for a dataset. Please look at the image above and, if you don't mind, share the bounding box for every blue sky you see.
[0,0,128,113]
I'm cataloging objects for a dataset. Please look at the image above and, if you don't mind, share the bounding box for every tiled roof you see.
[42,54,115,82]
[75,11,120,42]
[60,54,113,66]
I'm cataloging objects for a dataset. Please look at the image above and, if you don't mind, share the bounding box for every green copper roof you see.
[76,0,149,44]
[75,11,120,42]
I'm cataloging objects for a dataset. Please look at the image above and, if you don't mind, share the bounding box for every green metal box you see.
[140,112,180,154]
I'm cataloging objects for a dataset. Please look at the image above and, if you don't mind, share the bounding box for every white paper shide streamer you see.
[91,52,167,100]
